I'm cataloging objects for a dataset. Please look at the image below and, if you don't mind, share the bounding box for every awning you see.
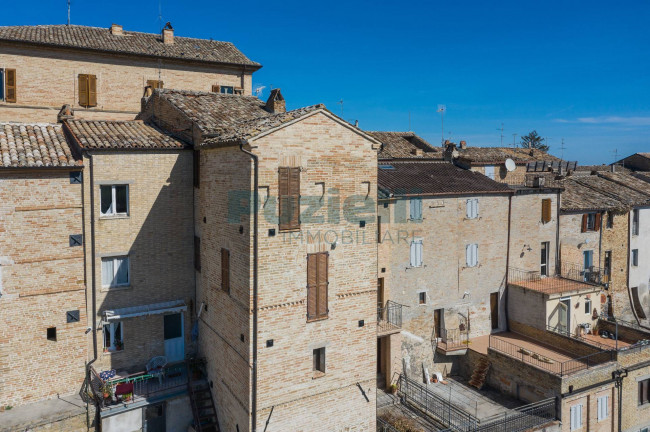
[103,299,186,321]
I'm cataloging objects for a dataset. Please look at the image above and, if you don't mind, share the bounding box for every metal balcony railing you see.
[378,301,402,334]
[558,262,606,286]
[439,327,470,351]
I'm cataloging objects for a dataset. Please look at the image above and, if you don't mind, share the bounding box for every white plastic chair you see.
[146,356,168,384]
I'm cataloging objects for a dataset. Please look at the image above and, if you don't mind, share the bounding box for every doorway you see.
[434,309,443,339]
[143,402,165,432]
[558,298,570,335]
[583,250,593,281]
[378,278,384,309]
[377,336,390,389]
[164,313,184,363]
[540,242,550,276]
[490,292,499,330]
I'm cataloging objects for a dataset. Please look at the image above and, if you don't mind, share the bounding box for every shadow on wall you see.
[96,154,194,373]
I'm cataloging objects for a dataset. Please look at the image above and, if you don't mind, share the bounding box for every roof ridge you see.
[0,121,61,127]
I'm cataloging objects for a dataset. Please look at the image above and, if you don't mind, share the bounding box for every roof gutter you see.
[239,143,259,432]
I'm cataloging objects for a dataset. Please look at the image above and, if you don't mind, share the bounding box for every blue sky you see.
[4,0,650,164]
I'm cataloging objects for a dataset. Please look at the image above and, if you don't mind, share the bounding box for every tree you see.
[520,130,549,152]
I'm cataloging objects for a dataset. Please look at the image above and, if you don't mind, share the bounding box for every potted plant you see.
[388,383,398,395]
[114,339,124,351]
[100,382,113,400]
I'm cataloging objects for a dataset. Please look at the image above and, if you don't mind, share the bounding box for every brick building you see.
[0,23,260,123]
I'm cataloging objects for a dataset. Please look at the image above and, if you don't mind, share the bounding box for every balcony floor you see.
[510,277,600,296]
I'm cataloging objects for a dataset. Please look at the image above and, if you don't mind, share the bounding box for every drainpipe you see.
[505,194,512,331]
[240,143,259,432]
[84,153,98,430]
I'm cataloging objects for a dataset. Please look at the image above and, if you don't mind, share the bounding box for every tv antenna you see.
[437,105,446,146]
[158,0,163,31]
[408,111,411,132]
[67,0,71,25]
[337,99,344,117]
[253,85,266,98]
[559,138,566,161]
[496,123,504,146]
[512,133,517,148]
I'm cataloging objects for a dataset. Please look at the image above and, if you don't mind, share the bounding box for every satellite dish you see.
[505,158,516,172]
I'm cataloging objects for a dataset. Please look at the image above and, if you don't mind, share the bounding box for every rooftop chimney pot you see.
[162,22,174,45]
[459,140,467,149]
[265,89,286,114]
[57,104,74,123]
[110,24,123,36]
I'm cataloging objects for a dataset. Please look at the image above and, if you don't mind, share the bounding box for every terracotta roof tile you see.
[378,161,513,198]
[0,123,79,168]
[0,25,260,68]
[368,131,442,160]
[559,174,650,212]
[457,147,561,164]
[65,119,186,150]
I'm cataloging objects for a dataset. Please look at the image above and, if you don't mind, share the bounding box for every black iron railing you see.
[440,328,470,350]
[378,301,403,334]
[559,262,605,286]
[476,398,557,432]
[489,335,614,376]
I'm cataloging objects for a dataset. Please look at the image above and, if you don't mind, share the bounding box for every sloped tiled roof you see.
[378,161,513,198]
[65,119,187,150]
[147,89,331,145]
[457,147,561,164]
[369,131,442,160]
[560,175,650,212]
[0,123,79,168]
[0,25,261,68]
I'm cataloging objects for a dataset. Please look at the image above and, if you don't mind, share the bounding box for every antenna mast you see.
[512,133,517,148]
[158,0,163,31]
[437,105,446,146]
[559,138,566,161]
[67,0,71,25]
[497,123,504,146]
[337,99,344,118]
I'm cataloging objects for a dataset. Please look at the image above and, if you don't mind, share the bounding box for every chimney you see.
[162,22,174,45]
[411,148,423,156]
[57,104,74,122]
[265,88,286,114]
[459,140,467,149]
[110,24,123,36]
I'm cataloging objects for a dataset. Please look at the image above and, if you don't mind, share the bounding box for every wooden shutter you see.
[5,69,16,103]
[541,199,551,223]
[78,74,89,107]
[594,213,602,231]
[581,214,588,232]
[88,75,97,107]
[279,167,300,231]
[211,85,220,93]
[221,248,230,293]
[307,252,328,320]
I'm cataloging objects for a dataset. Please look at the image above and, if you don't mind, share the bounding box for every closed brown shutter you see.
[594,213,602,231]
[78,74,89,107]
[581,214,588,232]
[279,167,300,230]
[221,248,230,294]
[211,85,220,93]
[5,69,16,103]
[307,252,328,320]
[541,199,551,223]
[88,75,97,107]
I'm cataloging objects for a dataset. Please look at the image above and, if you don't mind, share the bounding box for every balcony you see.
[89,361,189,414]
[378,301,402,336]
[438,327,470,354]
[508,262,606,296]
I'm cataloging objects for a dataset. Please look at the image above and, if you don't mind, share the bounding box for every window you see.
[146,79,163,89]
[78,74,97,107]
[377,215,382,243]
[410,198,422,221]
[570,404,582,431]
[606,211,614,229]
[597,395,608,421]
[221,248,230,294]
[220,86,234,94]
[582,213,600,232]
[466,243,479,267]
[2,68,16,103]
[633,209,640,235]
[194,236,201,272]
[466,198,479,219]
[278,167,300,231]
[604,251,612,277]
[632,249,639,267]
[484,165,495,180]
[47,327,57,341]
[639,378,650,405]
[541,198,552,223]
[307,252,328,321]
[410,239,423,267]
[419,292,427,305]
[100,185,128,216]
[103,321,124,352]
[102,256,129,288]
[313,347,326,373]
[585,298,592,315]
[541,242,550,276]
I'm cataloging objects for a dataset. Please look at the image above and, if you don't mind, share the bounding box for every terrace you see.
[508,262,606,296]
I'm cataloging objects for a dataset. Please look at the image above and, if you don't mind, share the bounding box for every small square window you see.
[419,292,427,305]
[100,184,129,217]
[47,327,57,341]
[220,86,234,94]
[101,256,130,288]
[584,299,592,314]
[632,249,639,267]
[313,347,326,373]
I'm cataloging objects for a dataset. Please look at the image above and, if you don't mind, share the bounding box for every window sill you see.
[101,285,131,292]
[312,371,326,379]
[278,228,301,233]
[99,214,130,220]
[103,349,125,355]
[307,316,328,323]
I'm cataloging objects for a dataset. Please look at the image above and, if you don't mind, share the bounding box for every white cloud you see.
[553,116,650,126]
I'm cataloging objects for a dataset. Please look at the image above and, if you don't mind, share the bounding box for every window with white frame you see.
[569,404,582,431]
[466,198,479,219]
[410,198,422,221]
[632,209,640,235]
[597,395,608,421]
[103,321,123,352]
[632,249,639,267]
[100,184,129,216]
[466,243,479,267]
[410,238,423,267]
[585,298,592,315]
[101,256,129,288]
